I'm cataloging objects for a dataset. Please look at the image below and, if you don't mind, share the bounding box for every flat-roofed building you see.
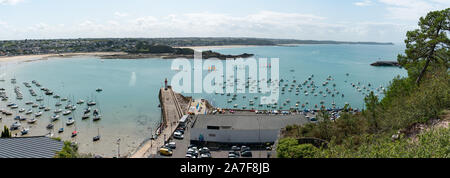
[190,114,307,146]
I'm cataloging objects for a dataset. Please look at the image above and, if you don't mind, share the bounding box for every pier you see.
[130,86,186,158]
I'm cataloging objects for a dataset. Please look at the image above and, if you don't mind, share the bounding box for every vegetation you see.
[278,8,450,158]
[54,141,79,158]
[1,125,12,138]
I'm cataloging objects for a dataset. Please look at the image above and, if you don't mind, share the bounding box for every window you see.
[207,126,220,130]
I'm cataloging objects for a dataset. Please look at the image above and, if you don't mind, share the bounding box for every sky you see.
[0,0,448,43]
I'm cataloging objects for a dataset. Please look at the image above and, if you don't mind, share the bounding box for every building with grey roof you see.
[0,136,64,158]
[190,114,307,146]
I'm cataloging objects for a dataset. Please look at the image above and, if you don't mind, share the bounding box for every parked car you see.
[228,153,239,158]
[231,146,240,151]
[186,154,196,158]
[241,146,250,152]
[200,153,212,158]
[159,148,173,156]
[199,147,210,154]
[241,151,252,157]
[168,142,176,149]
[173,131,184,139]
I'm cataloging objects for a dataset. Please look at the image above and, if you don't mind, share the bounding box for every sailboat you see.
[93,128,100,142]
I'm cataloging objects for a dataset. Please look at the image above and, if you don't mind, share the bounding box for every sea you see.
[0,44,407,157]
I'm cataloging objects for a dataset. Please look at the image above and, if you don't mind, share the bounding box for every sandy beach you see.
[0,52,126,63]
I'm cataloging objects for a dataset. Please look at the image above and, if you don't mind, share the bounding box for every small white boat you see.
[62,110,72,115]
[35,111,43,117]
[66,118,75,125]
[26,109,33,115]
[54,109,62,113]
[27,118,37,124]
[51,114,60,121]
[77,100,85,104]
[19,108,25,112]
[21,128,29,135]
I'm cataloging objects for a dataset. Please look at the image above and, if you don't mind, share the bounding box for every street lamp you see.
[116,138,121,158]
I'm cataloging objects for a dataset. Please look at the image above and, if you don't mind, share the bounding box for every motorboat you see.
[58,127,64,133]
[87,101,96,106]
[21,128,29,135]
[62,110,72,115]
[77,100,85,104]
[11,122,21,130]
[54,109,62,113]
[19,108,25,113]
[51,115,60,121]
[71,131,78,137]
[46,123,54,129]
[66,118,75,125]
[82,114,90,119]
[27,118,37,124]
[93,115,101,121]
[35,111,43,117]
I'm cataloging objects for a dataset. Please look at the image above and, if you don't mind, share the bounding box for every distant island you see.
[101,43,254,59]
[0,37,394,57]
[370,61,400,67]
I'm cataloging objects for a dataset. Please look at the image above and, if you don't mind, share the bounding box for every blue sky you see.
[0,0,448,42]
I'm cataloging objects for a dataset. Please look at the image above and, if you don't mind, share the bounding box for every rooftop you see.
[0,136,64,158]
[192,114,308,130]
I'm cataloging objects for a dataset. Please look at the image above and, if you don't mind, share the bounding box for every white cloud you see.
[0,0,24,5]
[378,0,449,21]
[0,11,414,42]
[354,0,373,6]
[114,12,129,17]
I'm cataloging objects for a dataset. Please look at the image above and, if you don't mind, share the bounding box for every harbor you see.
[0,44,407,157]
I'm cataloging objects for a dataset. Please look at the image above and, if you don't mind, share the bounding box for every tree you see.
[397,8,449,86]
[277,138,319,158]
[1,125,11,138]
[364,91,380,131]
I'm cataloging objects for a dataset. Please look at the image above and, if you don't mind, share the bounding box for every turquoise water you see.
[0,44,407,157]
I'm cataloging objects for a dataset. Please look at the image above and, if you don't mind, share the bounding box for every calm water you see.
[0,44,407,157]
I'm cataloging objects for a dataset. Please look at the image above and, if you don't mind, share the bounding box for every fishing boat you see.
[66,118,75,125]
